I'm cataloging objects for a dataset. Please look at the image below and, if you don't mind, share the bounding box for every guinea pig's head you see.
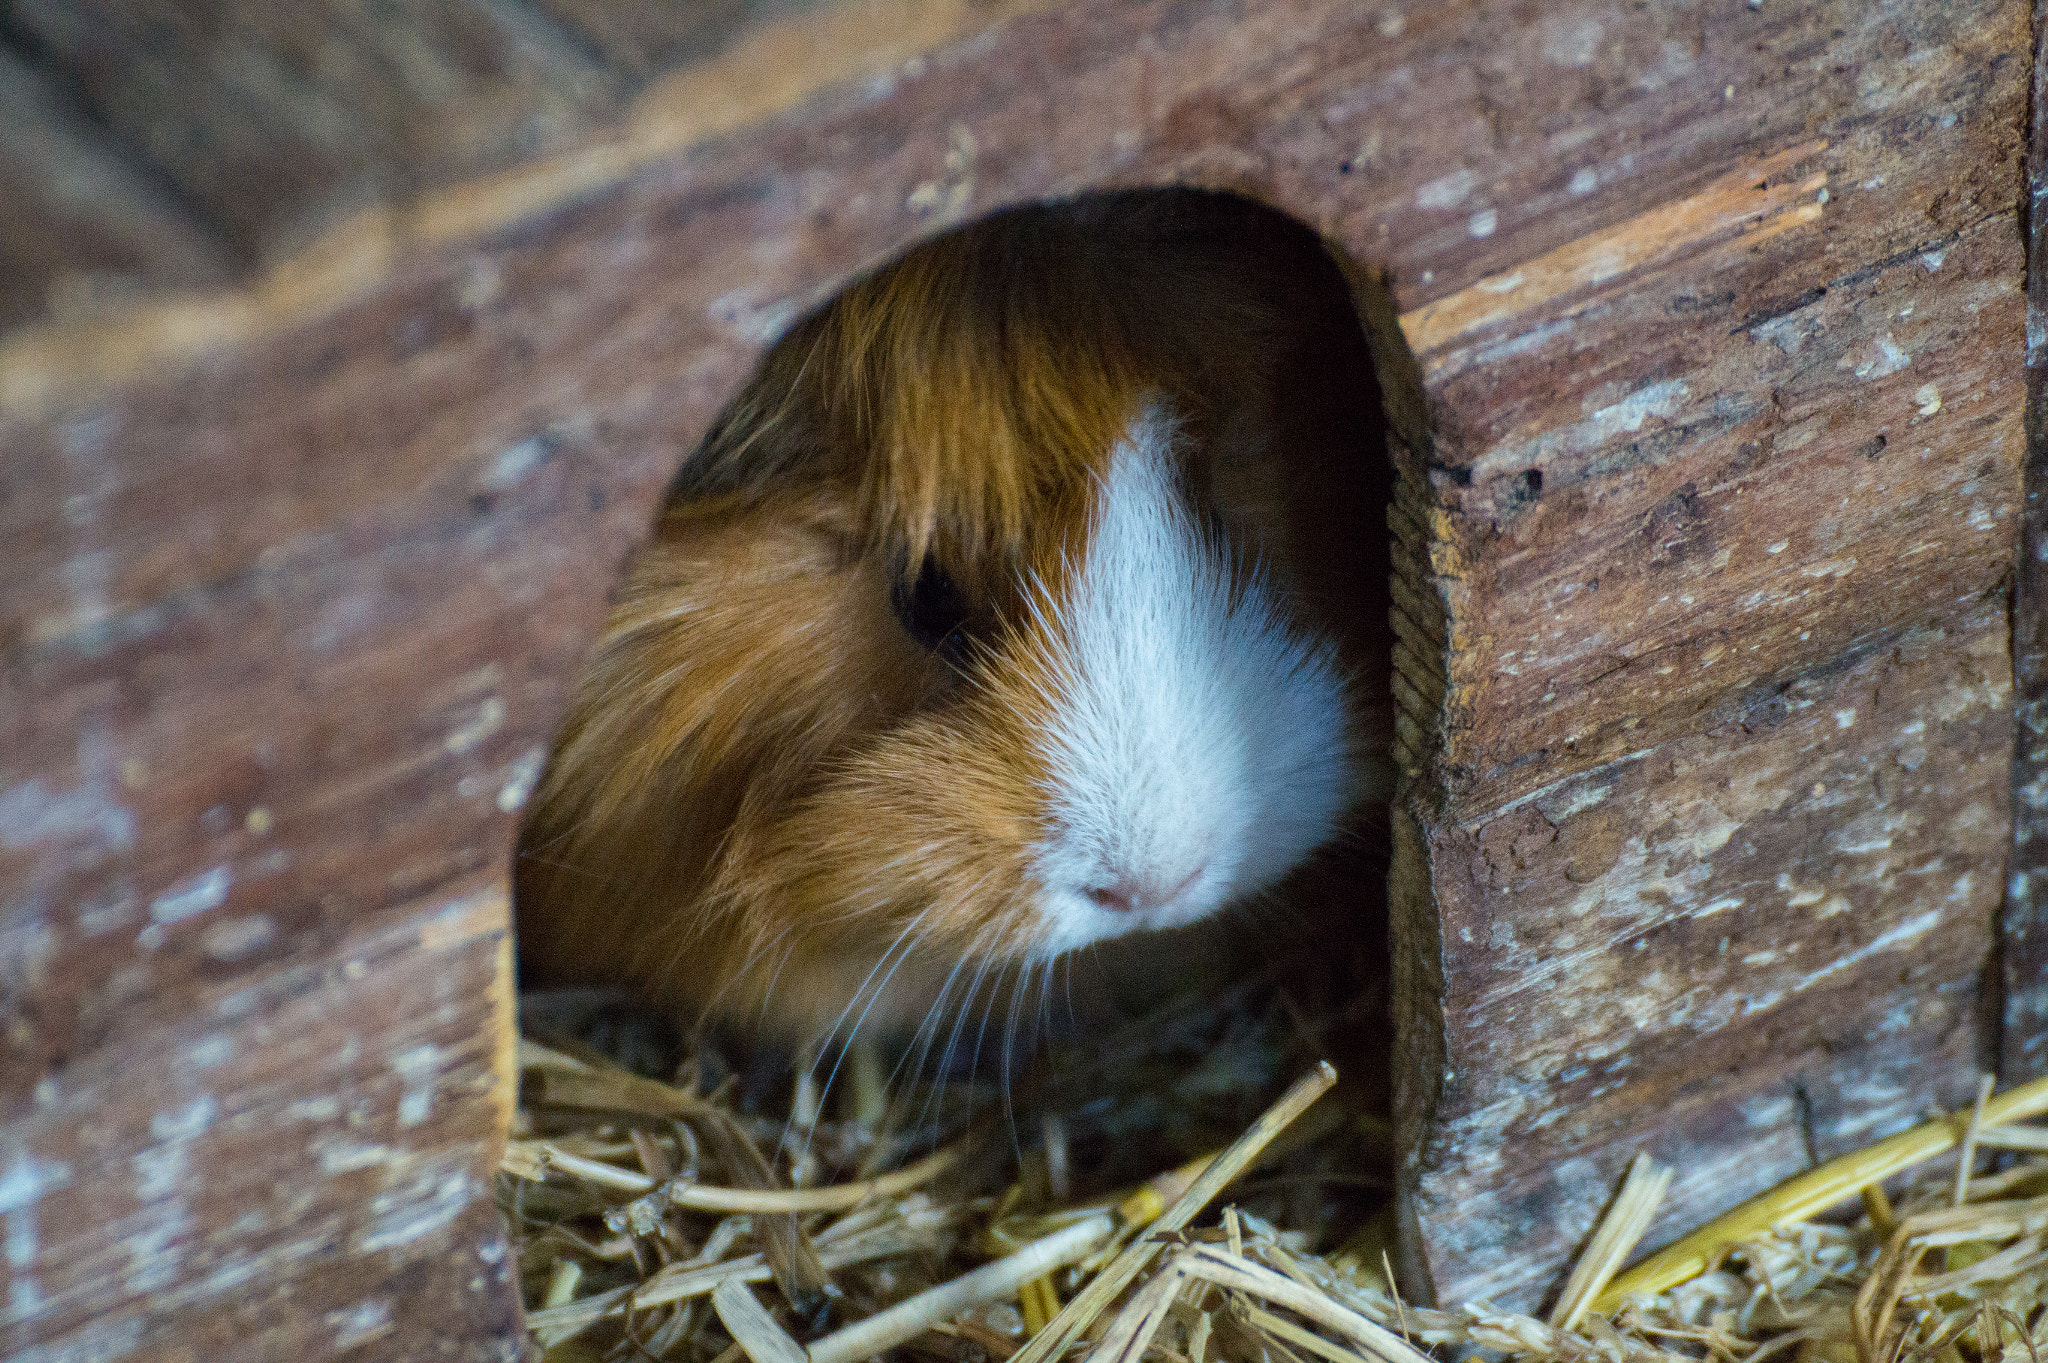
[742,399,1359,994]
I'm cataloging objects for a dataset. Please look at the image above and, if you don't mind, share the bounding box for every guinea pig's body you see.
[515,191,1393,1042]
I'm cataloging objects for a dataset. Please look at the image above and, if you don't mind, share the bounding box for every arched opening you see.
[502,187,1399,1352]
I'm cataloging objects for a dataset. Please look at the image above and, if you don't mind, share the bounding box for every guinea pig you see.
[514,189,1394,1045]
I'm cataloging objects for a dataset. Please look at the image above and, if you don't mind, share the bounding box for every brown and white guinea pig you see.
[515,189,1394,1044]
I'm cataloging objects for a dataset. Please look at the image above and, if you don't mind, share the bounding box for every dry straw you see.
[505,1012,2048,1363]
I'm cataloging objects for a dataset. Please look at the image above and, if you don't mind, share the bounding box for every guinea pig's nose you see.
[1084,864,1207,914]
[1084,880,1141,913]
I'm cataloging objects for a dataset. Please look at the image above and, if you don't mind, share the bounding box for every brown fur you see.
[516,190,1393,1039]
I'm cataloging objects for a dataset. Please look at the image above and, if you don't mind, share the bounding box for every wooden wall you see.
[0,0,2027,1350]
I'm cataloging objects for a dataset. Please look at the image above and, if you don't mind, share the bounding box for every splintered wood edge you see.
[0,0,1061,422]
[421,876,522,1157]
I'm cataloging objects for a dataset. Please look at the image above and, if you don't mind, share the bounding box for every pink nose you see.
[1084,864,1207,913]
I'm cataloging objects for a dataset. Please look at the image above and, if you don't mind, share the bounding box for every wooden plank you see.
[6,0,623,256]
[0,52,232,330]
[1400,603,2007,1307]
[1378,0,2026,1309]
[0,876,518,1358]
[531,0,830,79]
[2008,0,2048,1081]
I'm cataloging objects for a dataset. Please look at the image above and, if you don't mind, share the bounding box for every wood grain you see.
[0,52,232,332]
[1380,0,2025,1308]
[2007,0,2048,1083]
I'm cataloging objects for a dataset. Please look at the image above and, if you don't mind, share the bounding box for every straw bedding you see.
[502,978,2048,1363]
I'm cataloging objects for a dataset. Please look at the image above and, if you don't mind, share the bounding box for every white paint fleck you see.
[398,1090,433,1129]
[1835,708,1857,729]
[329,1298,395,1349]
[1767,540,1789,554]
[200,915,275,961]
[1921,248,1947,271]
[1852,332,1911,379]
[149,866,232,925]
[1376,8,1404,36]
[0,1156,70,1214]
[6,1205,36,1268]
[1793,910,1943,994]
[1468,208,1498,238]
[1776,876,1819,907]
[1914,383,1942,416]
[0,779,136,853]
[708,289,803,344]
[1738,1093,1795,1128]
[120,1202,191,1294]
[1469,379,1691,482]
[443,697,505,755]
[357,1166,474,1253]
[184,1034,234,1069]
[287,1096,342,1123]
[479,437,548,492]
[1416,167,1477,210]
[496,746,547,813]
[132,1147,186,1201]
[315,1138,394,1176]
[133,1095,218,1200]
[1568,167,1598,195]
[391,1044,443,1080]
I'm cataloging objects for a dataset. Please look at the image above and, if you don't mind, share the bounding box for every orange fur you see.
[516,191,1393,1039]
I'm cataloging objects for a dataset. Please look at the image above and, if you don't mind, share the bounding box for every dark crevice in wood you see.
[1791,1079,1820,1167]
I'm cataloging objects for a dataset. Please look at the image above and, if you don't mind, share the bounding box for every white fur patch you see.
[1026,409,1356,955]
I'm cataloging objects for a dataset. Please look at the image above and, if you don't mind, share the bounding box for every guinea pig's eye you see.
[891,557,972,661]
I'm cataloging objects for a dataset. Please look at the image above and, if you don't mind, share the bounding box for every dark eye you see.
[890,557,972,660]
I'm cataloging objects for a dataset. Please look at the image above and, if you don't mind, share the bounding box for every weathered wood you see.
[1397,605,2008,1305]
[1378,0,2026,1309]
[0,0,2031,1349]
[2008,0,2048,1082]
[0,52,232,330]
[530,0,833,80]
[0,880,518,1357]
[6,0,623,257]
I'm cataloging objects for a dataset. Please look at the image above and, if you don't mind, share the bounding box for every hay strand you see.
[712,1280,809,1363]
[1549,1152,1673,1331]
[507,1139,959,1211]
[1594,1071,2048,1311]
[809,1214,1116,1363]
[1010,1061,1338,1363]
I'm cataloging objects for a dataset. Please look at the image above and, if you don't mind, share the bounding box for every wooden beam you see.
[0,52,232,331]
[2007,0,2048,1083]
